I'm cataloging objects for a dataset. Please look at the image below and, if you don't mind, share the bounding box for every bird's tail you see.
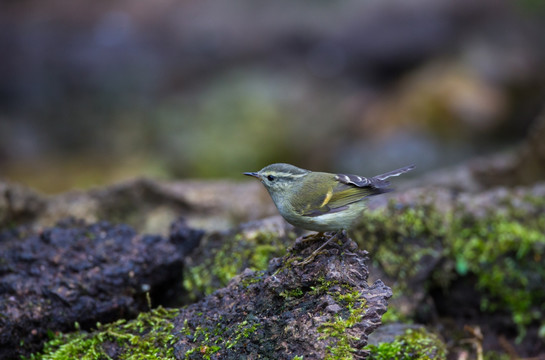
[371,164,415,188]
[374,165,415,180]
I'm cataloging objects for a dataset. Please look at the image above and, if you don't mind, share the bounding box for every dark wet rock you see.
[174,235,393,359]
[169,218,205,255]
[32,234,392,359]
[0,218,202,359]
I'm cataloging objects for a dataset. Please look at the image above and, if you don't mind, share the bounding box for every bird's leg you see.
[300,232,325,243]
[289,232,327,253]
[296,231,341,266]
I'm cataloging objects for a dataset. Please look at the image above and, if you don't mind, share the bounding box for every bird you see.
[244,163,415,264]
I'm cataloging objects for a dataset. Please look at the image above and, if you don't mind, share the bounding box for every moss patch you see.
[356,201,449,290]
[28,306,179,360]
[355,187,545,338]
[452,213,545,336]
[183,229,293,301]
[365,328,447,360]
[317,290,368,360]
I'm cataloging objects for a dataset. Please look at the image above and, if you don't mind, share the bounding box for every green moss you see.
[355,191,545,339]
[308,276,341,296]
[29,307,179,360]
[365,328,447,360]
[183,230,291,301]
[452,213,545,337]
[380,299,411,324]
[317,290,368,360]
[182,322,224,359]
[224,320,261,349]
[280,288,304,299]
[356,202,449,287]
[240,271,266,287]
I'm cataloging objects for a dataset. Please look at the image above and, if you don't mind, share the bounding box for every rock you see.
[0,218,202,359]
[41,178,270,233]
[172,179,545,357]
[355,182,545,357]
[32,234,392,359]
[0,180,45,228]
[0,177,274,234]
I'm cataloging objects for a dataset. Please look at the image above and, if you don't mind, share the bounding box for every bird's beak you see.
[244,172,260,179]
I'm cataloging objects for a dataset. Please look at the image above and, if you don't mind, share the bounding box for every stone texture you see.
[172,234,392,359]
[0,218,203,359]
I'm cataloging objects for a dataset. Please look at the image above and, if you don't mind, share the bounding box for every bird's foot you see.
[299,232,326,243]
[289,232,326,252]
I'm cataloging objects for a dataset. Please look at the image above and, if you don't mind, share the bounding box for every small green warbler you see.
[244,163,414,233]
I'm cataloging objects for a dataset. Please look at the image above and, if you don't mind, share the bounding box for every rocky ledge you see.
[31,234,392,359]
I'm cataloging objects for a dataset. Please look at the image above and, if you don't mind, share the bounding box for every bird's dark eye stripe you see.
[267,175,276,181]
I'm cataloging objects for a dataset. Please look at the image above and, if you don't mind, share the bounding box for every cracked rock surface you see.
[172,234,392,359]
[0,218,202,359]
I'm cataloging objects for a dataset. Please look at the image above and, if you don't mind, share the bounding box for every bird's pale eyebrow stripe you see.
[320,188,333,207]
[274,172,307,178]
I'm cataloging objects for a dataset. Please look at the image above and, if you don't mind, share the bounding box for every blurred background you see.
[1,0,544,194]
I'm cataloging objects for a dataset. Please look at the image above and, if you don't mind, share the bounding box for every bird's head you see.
[244,163,309,194]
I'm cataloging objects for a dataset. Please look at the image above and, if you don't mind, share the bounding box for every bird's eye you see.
[267,175,276,181]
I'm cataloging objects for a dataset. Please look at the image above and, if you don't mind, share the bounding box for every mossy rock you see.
[355,184,545,339]
[30,234,392,359]
[182,217,298,302]
[27,307,179,360]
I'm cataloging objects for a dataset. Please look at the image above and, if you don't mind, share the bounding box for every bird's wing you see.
[296,180,380,218]
[295,167,414,218]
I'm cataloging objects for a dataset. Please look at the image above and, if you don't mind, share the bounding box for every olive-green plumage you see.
[244,163,414,232]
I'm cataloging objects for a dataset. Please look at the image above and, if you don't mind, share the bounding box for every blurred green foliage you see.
[365,328,447,360]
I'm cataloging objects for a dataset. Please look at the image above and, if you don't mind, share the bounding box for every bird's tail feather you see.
[371,165,415,188]
[374,165,415,181]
